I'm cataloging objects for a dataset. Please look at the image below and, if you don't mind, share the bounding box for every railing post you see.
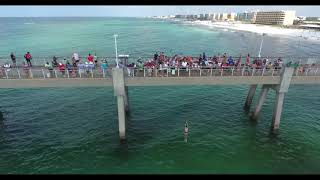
[5,69,8,79]
[17,68,21,79]
[315,68,318,76]
[272,68,275,77]
[155,68,158,77]
[78,69,81,78]
[189,68,191,77]
[91,69,93,78]
[67,69,70,78]
[29,69,33,79]
[144,68,146,77]
[211,68,213,76]
[261,67,265,76]
[305,68,308,76]
[54,70,57,78]
[232,68,234,76]
[102,68,105,78]
[242,66,245,76]
[220,68,223,76]
[42,69,45,79]
[251,68,255,76]
[200,68,202,77]
[178,67,180,77]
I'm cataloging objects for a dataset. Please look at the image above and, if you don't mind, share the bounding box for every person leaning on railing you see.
[10,52,16,68]
[44,61,53,78]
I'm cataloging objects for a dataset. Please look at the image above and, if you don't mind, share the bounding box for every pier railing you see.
[1,66,319,79]
[1,56,320,67]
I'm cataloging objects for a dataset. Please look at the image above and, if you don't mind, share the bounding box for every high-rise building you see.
[204,14,210,20]
[214,13,220,20]
[254,10,296,25]
[199,14,205,20]
[209,13,215,20]
[219,13,228,21]
[236,12,256,22]
[227,12,237,21]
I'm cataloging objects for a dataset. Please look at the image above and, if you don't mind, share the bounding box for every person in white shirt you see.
[72,52,80,63]
[182,61,187,68]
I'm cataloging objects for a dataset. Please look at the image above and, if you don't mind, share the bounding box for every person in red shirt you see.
[24,52,32,67]
[87,53,94,63]
[58,63,65,76]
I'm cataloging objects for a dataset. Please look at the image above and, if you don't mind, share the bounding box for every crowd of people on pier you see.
[0,51,316,78]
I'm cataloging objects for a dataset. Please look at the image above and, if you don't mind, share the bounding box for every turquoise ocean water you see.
[0,17,320,174]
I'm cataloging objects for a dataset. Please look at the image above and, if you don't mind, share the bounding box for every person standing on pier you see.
[52,56,58,67]
[24,52,32,67]
[10,52,16,68]
[154,52,159,61]
[45,61,53,78]
[94,53,98,66]
[246,54,250,66]
[58,63,65,77]
[72,52,80,63]
[87,53,94,63]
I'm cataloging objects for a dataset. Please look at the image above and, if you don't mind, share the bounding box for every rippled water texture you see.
[0,17,320,174]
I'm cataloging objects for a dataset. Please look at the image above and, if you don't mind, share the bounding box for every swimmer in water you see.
[184,121,189,133]
[184,121,189,143]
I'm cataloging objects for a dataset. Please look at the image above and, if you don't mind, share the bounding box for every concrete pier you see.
[270,67,294,131]
[251,85,269,120]
[244,84,257,110]
[112,68,128,140]
[271,91,285,130]
[117,95,126,139]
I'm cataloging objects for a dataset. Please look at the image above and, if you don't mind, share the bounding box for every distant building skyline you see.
[0,6,319,17]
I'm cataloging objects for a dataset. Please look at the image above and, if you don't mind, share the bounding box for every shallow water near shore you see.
[0,17,320,174]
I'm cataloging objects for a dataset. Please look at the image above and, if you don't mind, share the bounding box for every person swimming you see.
[184,121,189,143]
[184,121,189,134]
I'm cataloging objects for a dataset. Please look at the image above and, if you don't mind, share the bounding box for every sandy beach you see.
[177,19,320,41]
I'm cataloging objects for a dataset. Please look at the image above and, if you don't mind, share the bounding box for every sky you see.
[0,6,319,17]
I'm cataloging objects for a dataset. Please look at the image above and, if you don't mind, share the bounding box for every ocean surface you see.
[0,17,320,174]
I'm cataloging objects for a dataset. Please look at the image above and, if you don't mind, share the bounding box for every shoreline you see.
[169,18,320,42]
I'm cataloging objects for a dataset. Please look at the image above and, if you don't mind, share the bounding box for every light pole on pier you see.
[114,34,119,68]
[258,33,266,59]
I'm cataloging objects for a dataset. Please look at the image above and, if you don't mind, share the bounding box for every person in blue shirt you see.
[228,56,234,66]
[66,61,73,76]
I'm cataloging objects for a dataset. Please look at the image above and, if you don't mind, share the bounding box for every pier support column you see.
[244,84,257,110]
[112,68,129,140]
[251,85,269,120]
[270,67,294,131]
[271,91,285,130]
[117,96,126,139]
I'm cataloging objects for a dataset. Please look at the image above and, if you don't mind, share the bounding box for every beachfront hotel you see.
[254,10,296,26]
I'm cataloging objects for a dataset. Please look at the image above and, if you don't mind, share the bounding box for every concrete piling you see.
[244,84,257,110]
[271,91,285,130]
[270,67,294,131]
[112,67,129,140]
[251,85,269,120]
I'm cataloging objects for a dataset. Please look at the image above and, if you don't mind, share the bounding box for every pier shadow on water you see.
[0,110,4,128]
[113,140,130,161]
